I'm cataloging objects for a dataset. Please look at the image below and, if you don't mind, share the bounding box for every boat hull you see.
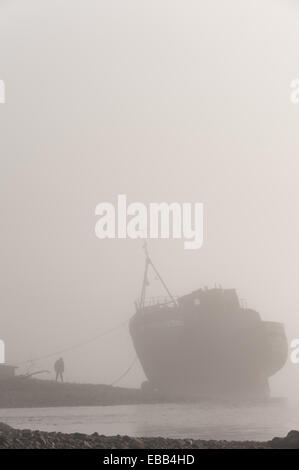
[130,302,288,400]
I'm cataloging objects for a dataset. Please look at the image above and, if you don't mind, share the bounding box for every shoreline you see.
[0,378,287,409]
[0,423,298,449]
[0,378,146,409]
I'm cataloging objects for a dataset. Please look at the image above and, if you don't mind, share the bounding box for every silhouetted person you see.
[54,357,64,382]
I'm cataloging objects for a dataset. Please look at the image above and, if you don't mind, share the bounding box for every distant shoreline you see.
[0,378,146,408]
[0,377,286,409]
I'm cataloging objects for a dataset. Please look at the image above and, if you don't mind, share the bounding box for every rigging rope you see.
[15,320,128,366]
[110,355,138,387]
[15,319,139,388]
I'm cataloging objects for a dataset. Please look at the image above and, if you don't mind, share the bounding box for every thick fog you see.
[0,0,299,398]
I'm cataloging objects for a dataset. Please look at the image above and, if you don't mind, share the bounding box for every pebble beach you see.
[1,422,299,449]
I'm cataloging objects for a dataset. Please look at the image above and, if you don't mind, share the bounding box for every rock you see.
[83,440,92,448]
[271,430,299,449]
[0,422,12,432]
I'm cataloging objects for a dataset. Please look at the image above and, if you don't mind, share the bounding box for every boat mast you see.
[139,243,178,309]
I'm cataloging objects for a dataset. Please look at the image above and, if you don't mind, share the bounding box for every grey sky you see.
[0,0,299,397]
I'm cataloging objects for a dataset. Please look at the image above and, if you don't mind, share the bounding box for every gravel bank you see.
[1,422,299,449]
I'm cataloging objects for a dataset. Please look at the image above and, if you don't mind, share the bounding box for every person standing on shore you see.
[54,357,64,382]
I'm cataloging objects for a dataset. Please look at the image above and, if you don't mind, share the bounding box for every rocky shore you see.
[0,422,298,449]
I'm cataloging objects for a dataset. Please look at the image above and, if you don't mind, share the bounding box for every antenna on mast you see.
[138,242,178,310]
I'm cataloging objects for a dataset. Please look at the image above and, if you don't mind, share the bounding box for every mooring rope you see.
[15,320,128,366]
[110,355,138,387]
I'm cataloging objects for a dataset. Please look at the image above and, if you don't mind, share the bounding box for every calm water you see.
[0,402,298,441]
